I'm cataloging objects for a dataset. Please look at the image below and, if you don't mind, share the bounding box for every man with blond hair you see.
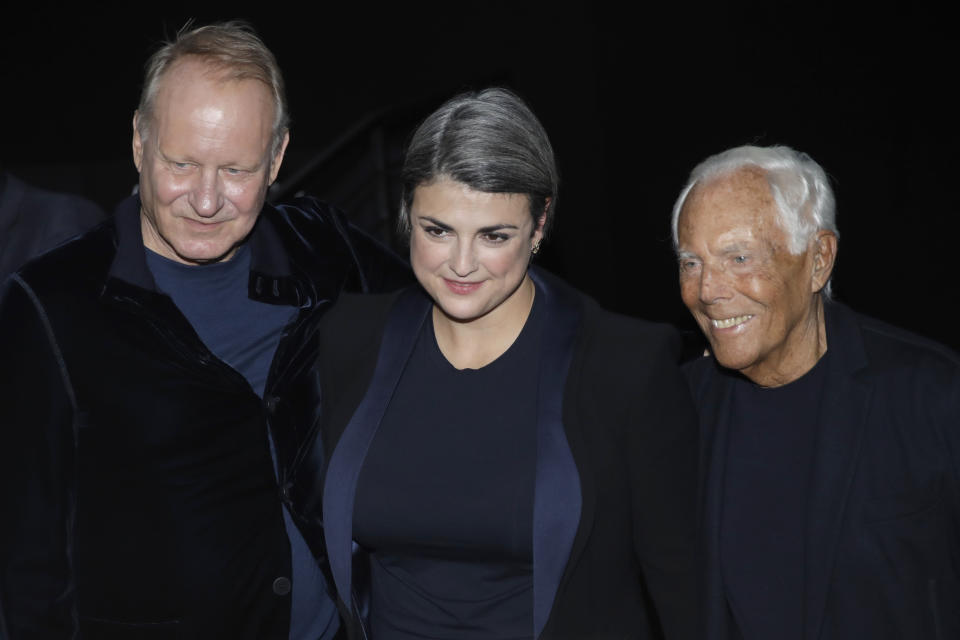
[0,22,406,638]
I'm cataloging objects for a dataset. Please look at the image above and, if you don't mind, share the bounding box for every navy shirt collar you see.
[107,194,298,304]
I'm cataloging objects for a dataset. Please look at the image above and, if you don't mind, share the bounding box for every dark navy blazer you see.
[687,302,960,640]
[291,268,701,640]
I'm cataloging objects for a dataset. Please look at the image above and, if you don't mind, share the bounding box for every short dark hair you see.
[399,88,559,240]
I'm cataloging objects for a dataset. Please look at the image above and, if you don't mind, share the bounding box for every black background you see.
[2,2,957,347]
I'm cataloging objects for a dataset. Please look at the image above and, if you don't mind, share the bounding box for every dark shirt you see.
[147,244,338,640]
[721,352,830,640]
[353,290,544,639]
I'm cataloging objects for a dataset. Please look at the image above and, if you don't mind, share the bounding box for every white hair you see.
[671,144,838,294]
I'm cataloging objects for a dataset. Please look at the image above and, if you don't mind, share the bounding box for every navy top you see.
[146,244,339,640]
[353,289,544,639]
[721,351,830,640]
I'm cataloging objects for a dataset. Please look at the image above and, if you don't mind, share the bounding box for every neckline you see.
[427,281,543,373]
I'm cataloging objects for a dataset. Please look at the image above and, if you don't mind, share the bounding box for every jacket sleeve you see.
[628,325,702,640]
[341,223,413,294]
[285,195,414,294]
[0,276,79,638]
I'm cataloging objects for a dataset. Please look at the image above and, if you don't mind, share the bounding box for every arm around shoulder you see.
[284,195,413,294]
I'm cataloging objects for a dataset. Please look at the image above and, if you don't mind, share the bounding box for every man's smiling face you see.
[677,167,824,385]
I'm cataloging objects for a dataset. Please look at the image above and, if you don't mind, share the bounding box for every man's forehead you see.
[151,63,273,130]
[694,167,774,207]
[679,169,787,247]
[155,58,272,108]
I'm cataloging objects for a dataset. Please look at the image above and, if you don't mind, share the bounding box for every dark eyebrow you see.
[418,216,453,231]
[417,217,519,234]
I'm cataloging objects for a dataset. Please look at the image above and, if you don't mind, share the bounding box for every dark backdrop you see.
[2,2,957,348]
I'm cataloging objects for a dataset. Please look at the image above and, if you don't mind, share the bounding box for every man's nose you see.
[189,169,223,218]
[449,239,477,277]
[699,264,731,304]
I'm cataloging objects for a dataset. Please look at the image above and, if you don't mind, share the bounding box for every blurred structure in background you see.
[0,171,106,281]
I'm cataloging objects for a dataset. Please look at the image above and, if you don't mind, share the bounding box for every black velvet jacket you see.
[0,196,408,639]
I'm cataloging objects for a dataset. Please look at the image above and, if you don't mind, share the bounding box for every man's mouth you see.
[711,314,753,329]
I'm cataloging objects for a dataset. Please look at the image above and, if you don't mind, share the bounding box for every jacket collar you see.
[104,195,304,306]
[322,268,584,638]
[802,301,871,640]
[700,301,872,640]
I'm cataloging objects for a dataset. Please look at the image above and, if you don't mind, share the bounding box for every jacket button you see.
[272,576,291,596]
[265,396,279,412]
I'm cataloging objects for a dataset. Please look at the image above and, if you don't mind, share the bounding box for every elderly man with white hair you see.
[674,145,960,640]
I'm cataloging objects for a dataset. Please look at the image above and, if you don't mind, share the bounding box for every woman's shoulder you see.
[529,269,683,383]
[580,306,683,383]
[317,288,410,358]
[582,300,679,348]
[325,289,403,323]
[534,270,680,357]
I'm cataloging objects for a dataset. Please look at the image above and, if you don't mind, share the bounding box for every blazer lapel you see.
[697,360,737,640]
[529,269,583,638]
[322,288,431,608]
[803,303,872,640]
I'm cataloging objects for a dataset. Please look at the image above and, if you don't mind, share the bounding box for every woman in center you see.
[291,88,700,639]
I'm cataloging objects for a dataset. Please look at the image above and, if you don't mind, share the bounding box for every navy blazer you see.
[686,302,960,640]
[289,268,701,639]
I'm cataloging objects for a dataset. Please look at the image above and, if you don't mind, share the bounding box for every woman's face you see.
[409,178,544,325]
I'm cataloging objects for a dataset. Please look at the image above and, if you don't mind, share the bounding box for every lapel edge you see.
[321,288,431,609]
[530,269,584,638]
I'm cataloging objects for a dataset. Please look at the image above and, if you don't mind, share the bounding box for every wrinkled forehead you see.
[692,167,775,211]
[154,58,275,120]
[678,169,787,247]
